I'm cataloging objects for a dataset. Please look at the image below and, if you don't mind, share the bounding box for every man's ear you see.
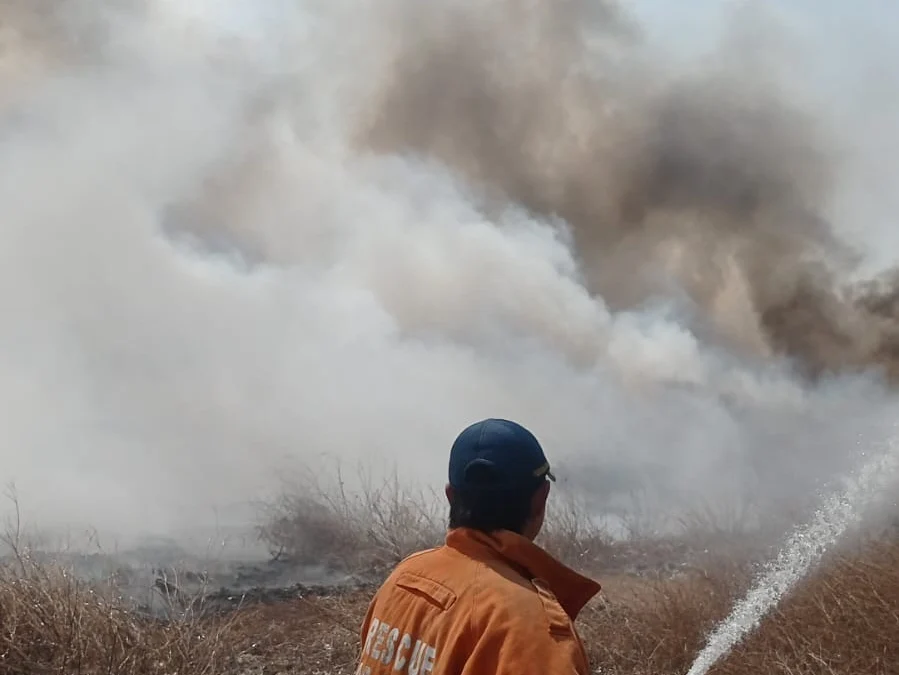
[521,480,552,541]
[532,480,550,514]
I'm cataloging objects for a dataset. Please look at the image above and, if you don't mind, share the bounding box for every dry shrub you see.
[227,592,371,675]
[709,537,899,674]
[577,537,899,675]
[259,468,628,576]
[257,464,444,574]
[257,469,771,578]
[582,563,747,675]
[539,491,614,572]
[0,554,241,674]
[0,547,373,675]
[0,486,242,674]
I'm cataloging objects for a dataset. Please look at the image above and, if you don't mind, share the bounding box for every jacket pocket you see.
[395,572,458,612]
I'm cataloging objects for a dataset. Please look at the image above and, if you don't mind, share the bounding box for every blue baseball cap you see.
[449,418,556,492]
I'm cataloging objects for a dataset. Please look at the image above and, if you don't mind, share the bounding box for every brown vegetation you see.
[1,485,897,675]
[582,536,899,675]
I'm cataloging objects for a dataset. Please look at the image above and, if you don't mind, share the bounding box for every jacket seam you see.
[470,560,481,645]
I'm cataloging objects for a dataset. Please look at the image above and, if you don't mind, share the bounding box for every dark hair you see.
[448,462,543,534]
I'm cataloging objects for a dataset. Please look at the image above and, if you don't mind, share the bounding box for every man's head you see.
[445,418,555,540]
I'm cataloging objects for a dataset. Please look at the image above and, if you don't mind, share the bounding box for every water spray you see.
[685,438,899,675]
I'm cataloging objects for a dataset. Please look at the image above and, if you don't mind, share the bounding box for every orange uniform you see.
[355,527,601,675]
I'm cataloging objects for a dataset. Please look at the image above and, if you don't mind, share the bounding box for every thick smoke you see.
[357,0,899,383]
[1,0,898,546]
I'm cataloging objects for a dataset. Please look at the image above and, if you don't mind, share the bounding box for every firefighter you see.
[355,418,601,674]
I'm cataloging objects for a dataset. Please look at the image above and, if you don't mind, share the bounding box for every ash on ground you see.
[2,531,378,619]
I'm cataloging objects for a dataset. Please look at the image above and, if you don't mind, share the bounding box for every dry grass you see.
[256,465,444,575]
[581,536,899,675]
[2,479,898,675]
[0,549,372,675]
[0,554,239,674]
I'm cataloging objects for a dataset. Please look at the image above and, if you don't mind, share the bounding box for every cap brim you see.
[533,461,555,482]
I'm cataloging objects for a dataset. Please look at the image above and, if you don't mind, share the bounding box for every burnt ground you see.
[139,557,381,618]
[8,508,863,628]
[3,532,380,620]
[4,526,779,623]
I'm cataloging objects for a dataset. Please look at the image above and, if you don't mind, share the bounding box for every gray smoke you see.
[0,0,898,546]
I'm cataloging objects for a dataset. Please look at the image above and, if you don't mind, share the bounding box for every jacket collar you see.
[445,527,601,620]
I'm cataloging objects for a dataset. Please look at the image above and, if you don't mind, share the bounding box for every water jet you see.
[685,440,899,675]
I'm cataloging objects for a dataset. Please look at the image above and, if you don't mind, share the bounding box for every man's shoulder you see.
[384,544,471,585]
[385,544,544,609]
[477,560,552,614]
[397,545,444,566]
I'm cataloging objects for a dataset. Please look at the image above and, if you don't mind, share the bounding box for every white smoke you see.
[0,0,897,545]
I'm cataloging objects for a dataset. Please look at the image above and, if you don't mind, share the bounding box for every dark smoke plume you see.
[357,0,899,382]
